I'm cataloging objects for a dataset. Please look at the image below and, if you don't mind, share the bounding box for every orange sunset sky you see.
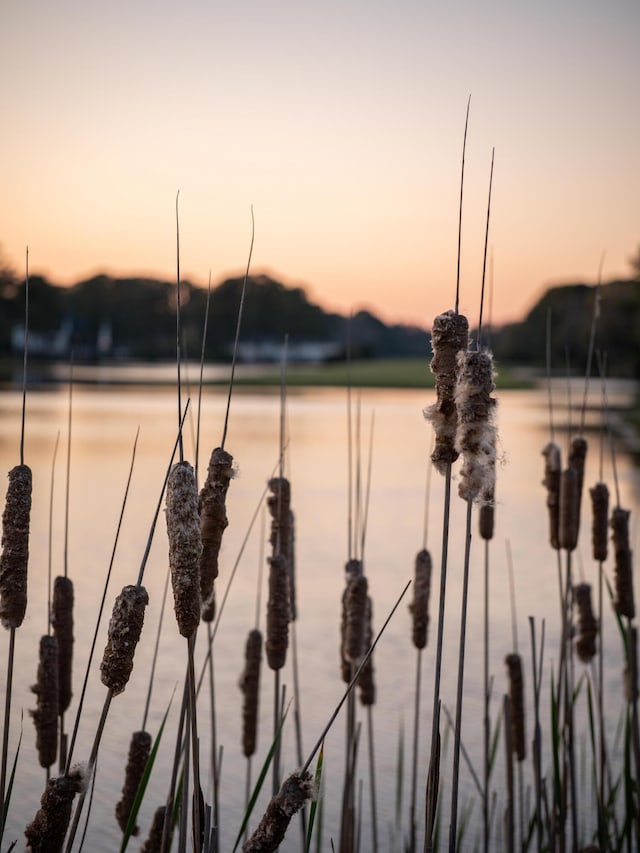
[1,1,638,328]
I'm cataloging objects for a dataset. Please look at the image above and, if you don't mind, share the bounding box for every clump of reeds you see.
[30,635,59,769]
[51,575,74,714]
[242,769,315,853]
[611,507,634,620]
[199,446,234,620]
[542,442,562,550]
[115,730,152,835]
[505,653,526,762]
[409,549,432,650]
[100,585,149,696]
[24,765,85,852]
[590,482,609,563]
[424,311,469,474]
[265,554,289,671]
[455,349,497,502]
[0,463,32,629]
[239,628,263,758]
[141,805,166,853]
[573,583,598,664]
[166,460,203,638]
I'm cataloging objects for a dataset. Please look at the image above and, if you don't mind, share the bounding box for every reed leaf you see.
[1,713,22,838]
[305,742,324,853]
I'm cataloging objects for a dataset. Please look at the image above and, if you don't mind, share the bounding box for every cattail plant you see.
[0,463,32,629]
[504,653,526,763]
[24,766,85,853]
[559,467,580,553]
[114,730,152,835]
[611,507,634,620]
[142,805,166,853]
[239,628,263,759]
[166,460,203,639]
[199,446,234,621]
[590,482,609,564]
[454,349,496,503]
[542,442,562,551]
[409,549,432,651]
[52,576,74,716]
[573,583,598,664]
[242,769,315,852]
[100,585,149,696]
[30,635,59,770]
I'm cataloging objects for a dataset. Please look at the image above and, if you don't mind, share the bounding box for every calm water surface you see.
[0,381,638,851]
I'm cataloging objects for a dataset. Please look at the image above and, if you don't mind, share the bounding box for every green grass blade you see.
[305,741,324,853]
[232,701,291,852]
[120,691,175,853]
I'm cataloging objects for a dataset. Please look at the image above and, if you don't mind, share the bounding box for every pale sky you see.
[1,0,638,327]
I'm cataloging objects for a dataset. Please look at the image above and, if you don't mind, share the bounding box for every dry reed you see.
[0,463,32,629]
[166,460,203,638]
[30,635,59,769]
[115,729,152,834]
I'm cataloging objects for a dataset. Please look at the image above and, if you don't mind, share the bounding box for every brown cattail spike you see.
[0,463,32,629]
[115,730,152,834]
[239,628,263,758]
[24,766,85,853]
[542,442,561,550]
[30,635,59,769]
[358,596,375,706]
[287,509,297,622]
[424,311,469,475]
[559,468,579,552]
[590,482,609,563]
[409,549,432,649]
[166,460,203,638]
[569,436,588,510]
[242,770,316,853]
[505,653,526,762]
[455,350,497,502]
[100,585,149,696]
[479,488,495,541]
[199,447,234,620]
[611,507,634,620]
[141,805,166,853]
[265,554,289,671]
[343,572,368,665]
[574,583,598,664]
[624,626,638,704]
[52,575,74,714]
[267,478,292,560]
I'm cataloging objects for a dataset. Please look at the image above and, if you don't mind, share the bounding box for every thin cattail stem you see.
[0,626,16,842]
[142,565,171,732]
[366,704,379,853]
[160,675,189,853]
[48,433,61,635]
[455,95,471,316]
[506,540,519,653]
[175,190,184,464]
[410,647,423,853]
[483,537,491,853]
[528,617,545,853]
[187,633,203,853]
[503,695,514,852]
[477,147,495,349]
[206,622,220,853]
[579,269,603,435]
[195,271,212,486]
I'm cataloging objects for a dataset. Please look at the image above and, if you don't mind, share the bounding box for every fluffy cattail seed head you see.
[242,770,316,853]
[542,442,561,550]
[590,482,609,563]
[52,575,74,714]
[455,350,497,502]
[409,549,432,649]
[30,635,59,769]
[24,766,85,853]
[266,554,289,671]
[239,628,263,758]
[611,507,634,620]
[100,585,149,696]
[574,583,598,663]
[115,730,152,835]
[166,460,203,638]
[199,447,234,620]
[0,463,32,629]
[424,311,469,474]
[505,653,526,762]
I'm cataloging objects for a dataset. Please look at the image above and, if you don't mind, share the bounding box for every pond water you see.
[0,379,638,851]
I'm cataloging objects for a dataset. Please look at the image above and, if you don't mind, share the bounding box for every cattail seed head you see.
[166,460,203,638]
[574,583,598,663]
[239,628,262,758]
[267,477,292,558]
[52,576,74,714]
[242,770,316,853]
[505,653,526,762]
[343,572,368,664]
[0,463,32,629]
[424,311,469,474]
[559,468,579,552]
[199,447,234,620]
[542,442,562,550]
[141,806,166,853]
[100,585,149,696]
[358,596,375,706]
[409,549,432,649]
[590,482,609,563]
[24,766,85,853]
[611,507,634,620]
[569,436,588,509]
[30,635,59,769]
[455,350,497,502]
[115,730,152,835]
[266,554,289,671]
[624,626,638,704]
